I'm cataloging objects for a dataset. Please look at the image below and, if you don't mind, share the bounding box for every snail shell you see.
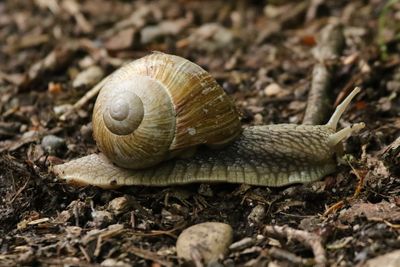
[93,53,241,169]
[53,54,365,188]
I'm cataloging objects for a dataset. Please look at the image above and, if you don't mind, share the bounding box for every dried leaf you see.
[339,201,400,223]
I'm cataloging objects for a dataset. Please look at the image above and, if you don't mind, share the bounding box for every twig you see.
[268,247,311,265]
[79,245,92,263]
[303,22,345,125]
[305,0,324,22]
[73,204,80,227]
[263,225,327,267]
[39,258,99,267]
[323,160,367,216]
[10,178,30,203]
[129,221,186,239]
[383,220,400,229]
[348,161,365,198]
[130,229,178,239]
[59,77,108,121]
[94,224,124,257]
[127,246,173,267]
[323,200,345,217]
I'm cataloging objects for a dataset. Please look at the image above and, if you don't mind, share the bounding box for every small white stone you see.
[53,104,73,116]
[176,222,233,264]
[101,258,130,267]
[264,83,282,97]
[253,113,263,125]
[187,127,196,135]
[256,234,265,240]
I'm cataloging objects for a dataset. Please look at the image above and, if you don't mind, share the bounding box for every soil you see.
[0,0,399,266]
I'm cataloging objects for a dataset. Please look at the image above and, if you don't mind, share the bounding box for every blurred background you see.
[0,1,400,266]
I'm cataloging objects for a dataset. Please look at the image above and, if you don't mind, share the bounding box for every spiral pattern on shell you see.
[92,53,242,169]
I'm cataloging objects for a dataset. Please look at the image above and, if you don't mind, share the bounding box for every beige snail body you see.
[53,53,365,188]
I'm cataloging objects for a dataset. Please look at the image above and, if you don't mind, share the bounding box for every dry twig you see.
[323,161,366,216]
[93,224,124,257]
[303,23,345,125]
[268,247,311,265]
[59,77,108,121]
[127,246,173,267]
[264,225,327,267]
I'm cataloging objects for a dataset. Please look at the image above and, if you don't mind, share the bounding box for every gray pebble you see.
[41,135,65,155]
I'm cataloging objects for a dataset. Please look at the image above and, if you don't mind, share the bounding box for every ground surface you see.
[0,0,399,266]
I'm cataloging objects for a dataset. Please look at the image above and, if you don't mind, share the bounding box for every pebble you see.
[176,222,233,264]
[107,196,132,215]
[364,249,400,267]
[91,210,114,227]
[253,113,263,125]
[80,123,93,141]
[41,135,65,155]
[53,104,73,116]
[387,81,400,92]
[101,258,130,267]
[264,83,282,97]
[247,204,266,226]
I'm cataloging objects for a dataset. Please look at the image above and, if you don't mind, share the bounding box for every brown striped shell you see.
[92,53,242,169]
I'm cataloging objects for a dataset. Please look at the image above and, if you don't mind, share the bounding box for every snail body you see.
[54,53,364,188]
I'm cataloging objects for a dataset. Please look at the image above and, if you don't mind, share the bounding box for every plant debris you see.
[0,0,399,266]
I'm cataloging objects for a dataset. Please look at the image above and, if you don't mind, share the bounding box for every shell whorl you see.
[103,90,144,135]
[92,53,242,170]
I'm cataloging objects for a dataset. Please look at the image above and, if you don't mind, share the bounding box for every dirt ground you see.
[0,0,399,266]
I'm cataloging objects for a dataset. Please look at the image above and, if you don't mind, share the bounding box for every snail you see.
[53,53,365,188]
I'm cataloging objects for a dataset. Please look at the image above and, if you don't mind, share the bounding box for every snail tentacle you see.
[324,86,365,146]
[53,54,365,188]
[327,122,365,147]
[326,87,361,130]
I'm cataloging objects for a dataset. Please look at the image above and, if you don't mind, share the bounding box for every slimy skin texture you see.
[54,125,339,188]
[53,54,365,189]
